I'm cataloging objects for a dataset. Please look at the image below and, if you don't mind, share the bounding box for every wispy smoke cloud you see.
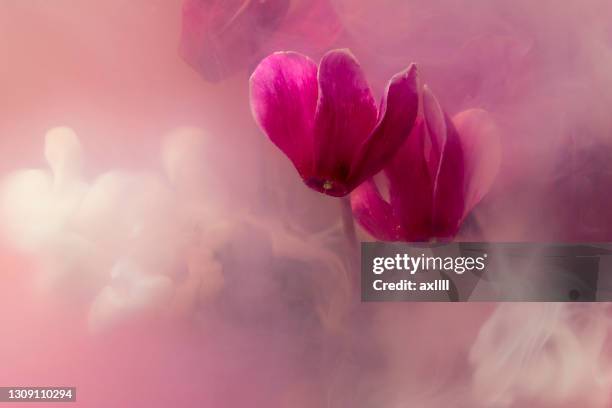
[471,304,612,407]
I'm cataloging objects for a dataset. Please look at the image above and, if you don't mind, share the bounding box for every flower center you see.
[305,177,349,197]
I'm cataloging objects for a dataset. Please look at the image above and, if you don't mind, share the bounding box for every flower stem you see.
[340,196,357,249]
[339,196,361,296]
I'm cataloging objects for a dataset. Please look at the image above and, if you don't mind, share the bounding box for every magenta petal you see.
[431,115,466,239]
[420,87,466,238]
[349,64,419,188]
[350,180,400,241]
[311,49,378,191]
[453,109,502,217]
[385,121,435,241]
[422,85,448,181]
[250,52,318,177]
[181,0,290,82]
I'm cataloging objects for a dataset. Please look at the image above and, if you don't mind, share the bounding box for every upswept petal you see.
[350,180,400,241]
[311,49,378,191]
[250,52,318,177]
[430,111,466,239]
[422,85,448,181]
[386,121,435,241]
[453,109,502,218]
[421,87,467,239]
[348,64,419,188]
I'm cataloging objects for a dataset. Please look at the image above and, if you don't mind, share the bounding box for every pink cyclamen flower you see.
[250,49,419,197]
[351,86,502,241]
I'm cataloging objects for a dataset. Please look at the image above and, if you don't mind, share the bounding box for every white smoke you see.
[0,127,225,331]
[470,303,612,407]
[0,126,350,335]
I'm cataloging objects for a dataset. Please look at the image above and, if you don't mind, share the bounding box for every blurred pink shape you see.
[180,0,342,82]
[351,87,502,241]
[250,49,419,197]
[180,0,290,82]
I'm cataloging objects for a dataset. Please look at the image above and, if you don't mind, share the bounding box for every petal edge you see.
[349,64,419,188]
[250,52,318,177]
